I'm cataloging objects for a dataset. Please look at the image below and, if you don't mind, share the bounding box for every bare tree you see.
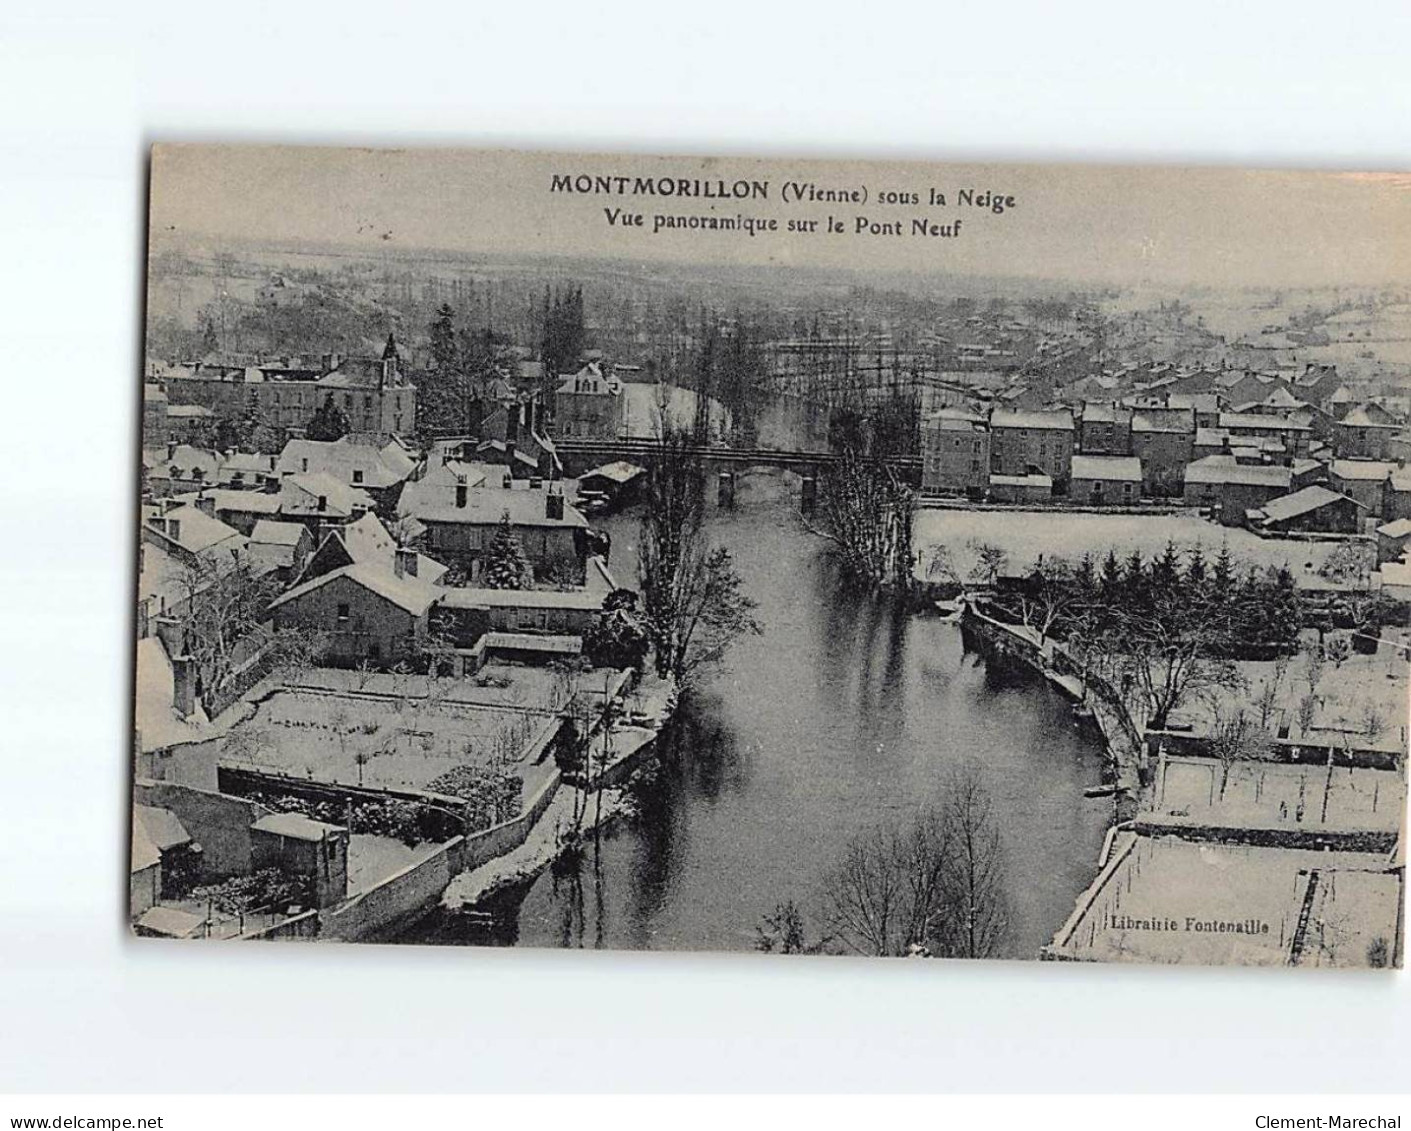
[1296,692,1319,740]
[1012,558,1077,641]
[1255,652,1291,731]
[932,766,1009,959]
[806,447,916,592]
[968,540,1010,588]
[1089,592,1245,734]
[754,900,830,955]
[820,814,948,957]
[1362,704,1387,746]
[174,557,326,710]
[639,425,761,683]
[1207,707,1273,799]
[819,768,1008,958]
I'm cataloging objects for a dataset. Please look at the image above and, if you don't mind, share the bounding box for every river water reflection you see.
[409,474,1112,959]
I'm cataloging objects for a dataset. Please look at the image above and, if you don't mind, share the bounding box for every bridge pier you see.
[717,471,735,509]
[800,475,817,516]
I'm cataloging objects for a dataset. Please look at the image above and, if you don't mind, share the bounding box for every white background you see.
[2,0,1410,1095]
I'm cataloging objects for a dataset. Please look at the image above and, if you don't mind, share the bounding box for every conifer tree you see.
[307,393,350,442]
[1185,544,1208,591]
[483,510,532,590]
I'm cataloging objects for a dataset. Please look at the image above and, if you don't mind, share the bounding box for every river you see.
[405,471,1113,959]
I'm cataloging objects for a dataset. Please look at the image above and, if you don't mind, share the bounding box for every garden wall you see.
[460,768,562,872]
[216,764,470,841]
[320,837,467,942]
[245,909,320,941]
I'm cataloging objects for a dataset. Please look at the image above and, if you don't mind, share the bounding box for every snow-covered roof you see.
[250,519,307,547]
[1330,460,1396,482]
[1184,456,1291,489]
[990,409,1072,431]
[402,485,588,530]
[580,460,646,485]
[269,561,441,617]
[1258,486,1361,523]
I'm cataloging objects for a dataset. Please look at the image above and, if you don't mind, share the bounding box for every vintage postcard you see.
[133,144,1409,967]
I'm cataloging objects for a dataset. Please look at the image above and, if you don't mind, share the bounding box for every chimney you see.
[194,493,215,518]
[166,440,177,461]
[171,655,197,718]
[317,495,327,512]
[546,492,564,521]
[395,548,417,578]
[455,476,468,509]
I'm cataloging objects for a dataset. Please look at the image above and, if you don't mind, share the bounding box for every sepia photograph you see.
[130,144,1410,968]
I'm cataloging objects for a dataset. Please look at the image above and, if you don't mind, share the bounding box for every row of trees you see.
[665,314,770,446]
[983,541,1304,656]
[972,542,1307,738]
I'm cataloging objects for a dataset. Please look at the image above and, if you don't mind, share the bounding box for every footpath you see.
[441,675,676,910]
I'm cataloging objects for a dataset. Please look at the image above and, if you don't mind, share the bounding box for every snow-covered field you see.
[914,506,1354,582]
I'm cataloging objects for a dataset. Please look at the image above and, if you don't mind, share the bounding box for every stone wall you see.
[133,779,272,878]
[321,837,467,941]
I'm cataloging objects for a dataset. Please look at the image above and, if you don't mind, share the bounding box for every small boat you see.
[934,598,964,620]
[1083,784,1119,799]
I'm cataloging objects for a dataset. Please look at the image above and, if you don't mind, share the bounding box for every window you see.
[336,603,350,624]
[352,470,364,484]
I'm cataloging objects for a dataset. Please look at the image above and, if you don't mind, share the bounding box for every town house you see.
[921,408,990,495]
[988,408,1074,487]
[553,362,624,440]
[1128,408,1195,497]
[1069,455,1143,505]
[276,435,418,512]
[268,557,440,668]
[1182,456,1293,526]
[399,475,590,584]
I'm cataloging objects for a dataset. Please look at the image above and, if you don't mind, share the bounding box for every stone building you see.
[988,408,1074,487]
[156,335,417,443]
[553,362,623,440]
[921,408,990,495]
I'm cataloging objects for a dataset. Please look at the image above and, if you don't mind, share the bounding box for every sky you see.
[149,145,1411,290]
